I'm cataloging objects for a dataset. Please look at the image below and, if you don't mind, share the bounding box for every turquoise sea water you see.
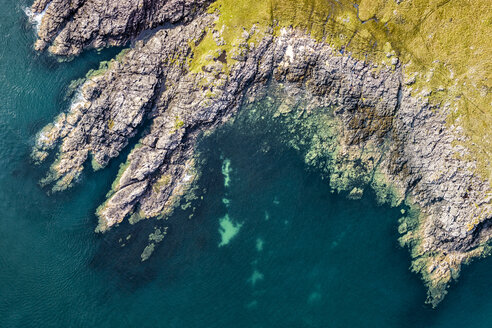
[1,1,491,327]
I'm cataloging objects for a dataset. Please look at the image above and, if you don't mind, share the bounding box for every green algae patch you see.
[128,211,145,225]
[221,158,232,188]
[91,155,104,171]
[65,77,86,100]
[85,60,111,80]
[256,238,264,252]
[370,171,404,207]
[218,213,243,247]
[115,48,131,63]
[107,144,143,196]
[398,202,453,308]
[235,84,401,207]
[85,47,133,81]
[108,160,131,195]
[140,243,155,261]
[248,269,264,287]
[141,227,168,261]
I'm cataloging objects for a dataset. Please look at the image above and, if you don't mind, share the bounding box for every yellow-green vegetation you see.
[104,144,144,198]
[85,60,111,79]
[115,48,131,63]
[141,227,169,261]
[91,156,104,171]
[152,174,171,193]
[86,48,132,79]
[172,116,185,132]
[191,0,491,184]
[140,243,155,261]
[65,77,86,99]
[355,0,491,184]
[108,160,131,194]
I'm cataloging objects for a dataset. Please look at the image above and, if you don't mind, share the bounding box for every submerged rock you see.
[28,0,491,307]
[348,187,364,200]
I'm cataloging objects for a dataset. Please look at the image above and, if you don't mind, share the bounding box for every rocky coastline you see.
[28,0,491,307]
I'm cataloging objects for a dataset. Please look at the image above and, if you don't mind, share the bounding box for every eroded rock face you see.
[31,0,212,55]
[29,0,491,307]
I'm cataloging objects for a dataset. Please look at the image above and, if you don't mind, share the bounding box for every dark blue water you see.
[1,1,491,327]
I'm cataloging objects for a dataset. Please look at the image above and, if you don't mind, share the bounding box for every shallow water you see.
[0,1,491,327]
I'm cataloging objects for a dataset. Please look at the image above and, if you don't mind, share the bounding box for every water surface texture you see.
[1,1,492,327]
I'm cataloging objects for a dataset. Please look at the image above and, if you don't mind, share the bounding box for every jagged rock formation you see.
[30,0,211,55]
[28,0,491,307]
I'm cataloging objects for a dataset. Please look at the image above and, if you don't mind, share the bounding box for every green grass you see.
[190,0,491,184]
[171,116,185,132]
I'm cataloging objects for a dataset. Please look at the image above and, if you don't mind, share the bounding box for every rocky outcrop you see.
[33,16,213,191]
[31,0,211,55]
[29,0,491,307]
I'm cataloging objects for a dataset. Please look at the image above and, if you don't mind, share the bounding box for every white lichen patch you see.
[285,44,294,63]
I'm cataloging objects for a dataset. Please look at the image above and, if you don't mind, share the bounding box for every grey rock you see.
[31,0,212,55]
